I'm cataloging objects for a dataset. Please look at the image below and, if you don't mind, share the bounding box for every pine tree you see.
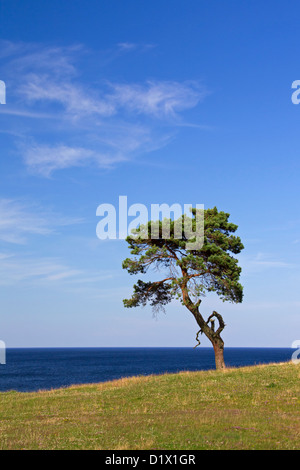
[123,207,244,369]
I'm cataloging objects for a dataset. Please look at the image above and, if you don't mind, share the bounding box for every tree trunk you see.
[193,310,226,370]
[180,282,227,371]
[212,339,226,370]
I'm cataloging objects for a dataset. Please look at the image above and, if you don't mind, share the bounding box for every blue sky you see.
[0,0,299,347]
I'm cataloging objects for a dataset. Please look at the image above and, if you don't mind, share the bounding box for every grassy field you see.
[0,361,299,450]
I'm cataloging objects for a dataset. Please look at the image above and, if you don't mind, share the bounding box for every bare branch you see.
[193,329,201,348]
[206,310,226,336]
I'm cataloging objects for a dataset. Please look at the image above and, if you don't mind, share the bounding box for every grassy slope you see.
[0,362,299,450]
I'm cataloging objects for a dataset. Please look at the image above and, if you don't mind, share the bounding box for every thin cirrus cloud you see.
[117,42,138,52]
[1,41,209,175]
[108,81,207,118]
[240,252,294,275]
[0,252,113,286]
[0,198,83,244]
[116,42,155,52]
[0,255,80,284]
[20,76,116,118]
[20,75,206,120]
[2,41,80,76]
[23,144,126,177]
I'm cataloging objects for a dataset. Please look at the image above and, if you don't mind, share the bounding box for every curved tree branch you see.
[206,311,226,336]
[193,329,201,348]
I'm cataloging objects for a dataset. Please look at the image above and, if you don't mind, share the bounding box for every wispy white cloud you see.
[240,252,294,274]
[2,40,81,77]
[0,252,14,260]
[0,40,31,59]
[0,41,210,175]
[23,144,126,176]
[117,42,156,53]
[0,254,107,285]
[117,42,137,51]
[20,76,206,121]
[108,80,206,119]
[0,252,113,286]
[0,199,82,244]
[20,75,116,118]
[0,106,56,119]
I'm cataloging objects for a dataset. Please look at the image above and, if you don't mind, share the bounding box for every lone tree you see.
[122,207,244,370]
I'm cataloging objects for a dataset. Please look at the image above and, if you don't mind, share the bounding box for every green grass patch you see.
[0,361,299,450]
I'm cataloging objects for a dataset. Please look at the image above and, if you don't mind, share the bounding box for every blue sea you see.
[0,347,294,392]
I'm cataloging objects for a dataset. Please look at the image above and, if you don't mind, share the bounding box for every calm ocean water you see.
[0,347,294,392]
